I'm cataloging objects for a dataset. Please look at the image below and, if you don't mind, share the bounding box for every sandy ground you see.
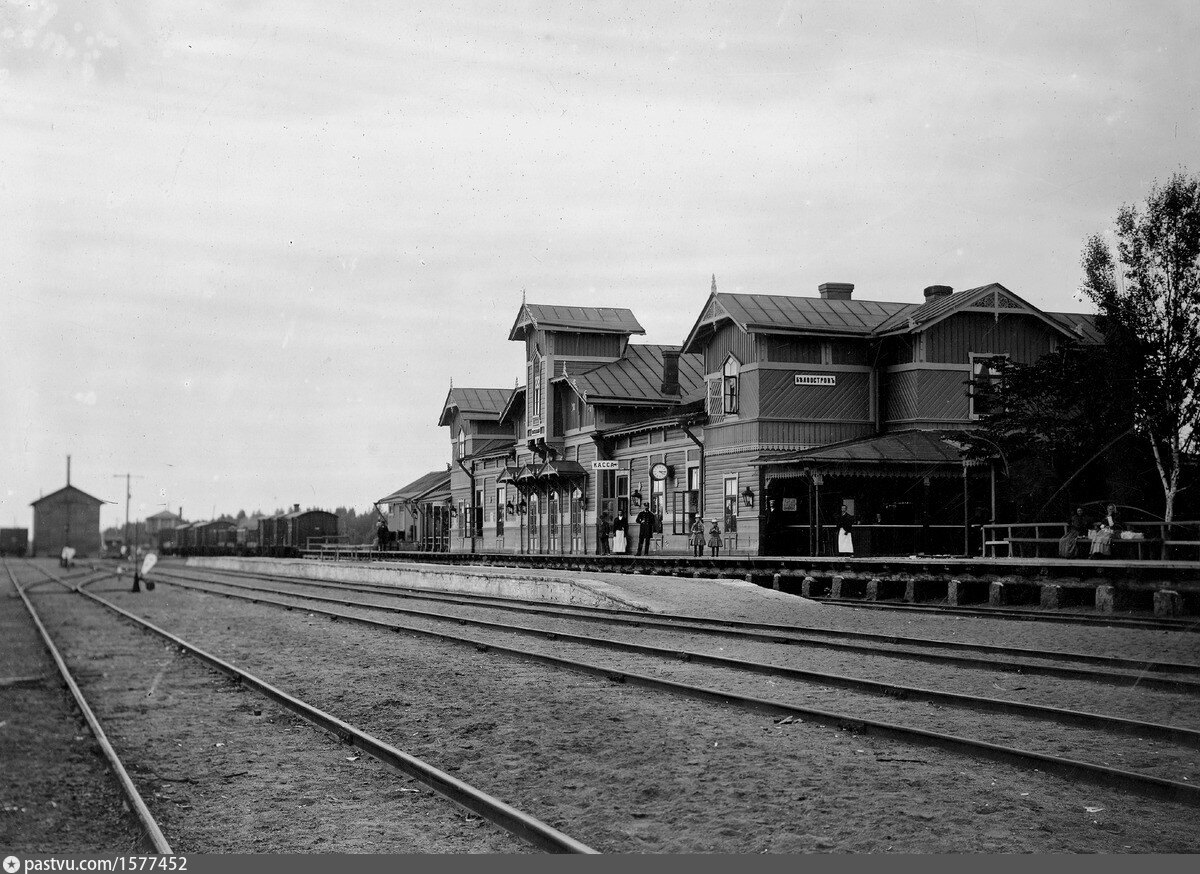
[6,563,527,854]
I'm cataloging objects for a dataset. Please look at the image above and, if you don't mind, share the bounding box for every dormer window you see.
[457,428,466,459]
[722,355,740,415]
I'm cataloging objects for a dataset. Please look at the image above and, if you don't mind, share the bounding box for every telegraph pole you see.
[113,473,145,591]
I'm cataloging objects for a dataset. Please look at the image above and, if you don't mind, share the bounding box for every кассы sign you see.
[592,460,619,470]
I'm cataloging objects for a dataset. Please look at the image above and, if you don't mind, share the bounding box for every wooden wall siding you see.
[554,358,608,377]
[758,369,870,421]
[916,369,971,421]
[758,420,873,447]
[830,340,871,366]
[551,332,625,357]
[883,370,919,423]
[704,321,756,372]
[597,406,670,428]
[738,369,759,419]
[700,451,761,550]
[556,383,585,433]
[759,335,821,364]
[925,312,1058,364]
[703,420,758,449]
[886,336,917,365]
[473,421,514,437]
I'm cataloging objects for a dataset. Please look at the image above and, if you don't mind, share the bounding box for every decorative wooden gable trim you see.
[702,296,731,325]
[916,284,1077,340]
[681,293,743,354]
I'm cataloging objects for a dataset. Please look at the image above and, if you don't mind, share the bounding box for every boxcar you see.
[198,519,238,555]
[0,528,28,556]
[282,506,339,555]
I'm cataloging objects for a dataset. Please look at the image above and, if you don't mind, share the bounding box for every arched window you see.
[722,356,740,415]
[457,428,466,459]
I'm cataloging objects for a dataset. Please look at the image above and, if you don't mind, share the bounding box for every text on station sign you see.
[794,374,837,386]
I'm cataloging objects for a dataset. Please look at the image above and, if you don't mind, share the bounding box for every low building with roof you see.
[31,483,106,558]
[436,278,1099,557]
[376,469,452,550]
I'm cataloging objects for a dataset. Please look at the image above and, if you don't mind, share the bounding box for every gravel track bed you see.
[170,573,1200,785]
[173,571,1200,735]
[90,574,1200,853]
[1,566,144,852]
[21,572,529,853]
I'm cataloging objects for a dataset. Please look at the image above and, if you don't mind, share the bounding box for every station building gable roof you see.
[563,345,705,406]
[30,485,106,507]
[682,283,1099,352]
[681,292,912,351]
[872,283,1082,339]
[378,469,452,504]
[508,303,645,341]
[438,386,515,427]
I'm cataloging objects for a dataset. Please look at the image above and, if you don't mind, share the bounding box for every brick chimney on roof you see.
[924,285,953,300]
[660,349,681,395]
[818,282,854,300]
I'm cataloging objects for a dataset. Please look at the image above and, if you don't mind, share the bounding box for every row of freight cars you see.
[161,506,340,557]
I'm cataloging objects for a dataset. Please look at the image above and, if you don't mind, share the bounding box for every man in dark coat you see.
[635,505,656,555]
[597,512,612,555]
[376,517,390,552]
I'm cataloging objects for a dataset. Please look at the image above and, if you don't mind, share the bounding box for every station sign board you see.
[592,460,619,470]
[795,374,836,386]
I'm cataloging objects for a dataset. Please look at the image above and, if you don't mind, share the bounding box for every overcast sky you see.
[2,1,1197,532]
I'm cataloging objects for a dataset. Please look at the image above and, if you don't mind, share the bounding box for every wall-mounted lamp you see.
[449,504,459,517]
[631,489,643,505]
[505,501,515,517]
[517,500,528,515]
[741,486,756,508]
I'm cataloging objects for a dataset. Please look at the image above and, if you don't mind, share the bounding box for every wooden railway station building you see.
[434,280,1099,558]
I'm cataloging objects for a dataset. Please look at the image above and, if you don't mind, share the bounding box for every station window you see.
[722,356,740,415]
[724,475,739,533]
[969,353,1008,419]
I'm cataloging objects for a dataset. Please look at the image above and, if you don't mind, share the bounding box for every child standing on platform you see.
[707,520,722,557]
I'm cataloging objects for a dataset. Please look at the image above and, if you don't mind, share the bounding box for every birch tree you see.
[1082,172,1200,522]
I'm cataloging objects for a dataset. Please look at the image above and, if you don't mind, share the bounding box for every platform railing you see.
[982,520,1200,559]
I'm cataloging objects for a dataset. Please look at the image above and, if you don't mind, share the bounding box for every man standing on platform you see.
[597,512,612,555]
[635,505,656,555]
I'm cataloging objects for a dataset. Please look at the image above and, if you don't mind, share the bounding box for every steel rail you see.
[170,565,1200,677]
[155,570,1200,747]
[26,564,597,854]
[3,560,173,854]
[146,570,1200,806]
[157,567,1200,695]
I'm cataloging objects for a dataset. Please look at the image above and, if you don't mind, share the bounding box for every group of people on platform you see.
[1058,503,1129,558]
[596,509,725,557]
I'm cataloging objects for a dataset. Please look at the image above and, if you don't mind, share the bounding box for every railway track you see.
[146,563,1200,807]
[13,559,597,854]
[4,560,172,854]
[154,565,1200,692]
